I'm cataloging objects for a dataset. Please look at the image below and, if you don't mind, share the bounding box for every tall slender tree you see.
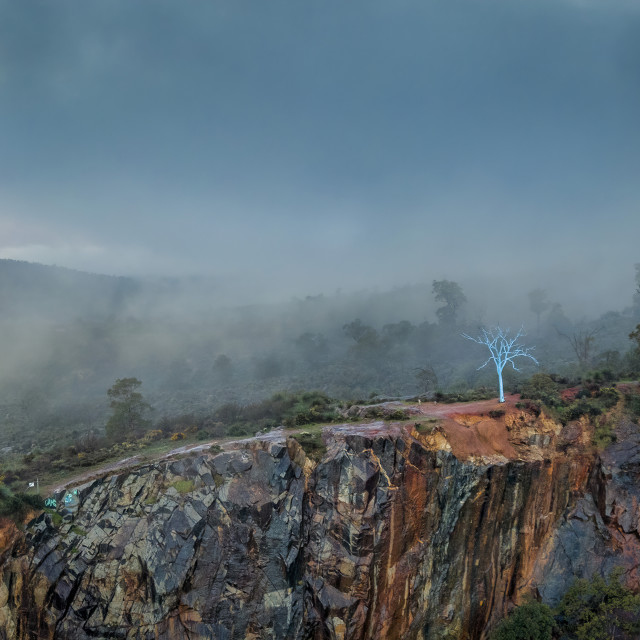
[528,288,549,335]
[106,377,151,441]
[432,280,466,327]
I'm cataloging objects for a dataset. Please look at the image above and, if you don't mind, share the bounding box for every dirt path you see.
[49,395,517,494]
[50,428,293,494]
[415,393,520,418]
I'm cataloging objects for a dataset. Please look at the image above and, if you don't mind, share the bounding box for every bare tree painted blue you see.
[462,326,538,403]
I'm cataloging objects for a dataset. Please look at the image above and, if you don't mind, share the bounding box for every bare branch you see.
[462,325,538,402]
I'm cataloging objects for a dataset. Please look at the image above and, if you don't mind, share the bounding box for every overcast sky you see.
[1,0,639,311]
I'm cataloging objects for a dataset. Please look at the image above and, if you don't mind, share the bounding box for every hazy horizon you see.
[1,0,639,314]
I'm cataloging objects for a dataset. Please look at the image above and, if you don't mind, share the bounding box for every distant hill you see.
[0,259,139,321]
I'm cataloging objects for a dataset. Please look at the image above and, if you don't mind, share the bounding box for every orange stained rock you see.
[434,416,518,460]
[0,518,19,556]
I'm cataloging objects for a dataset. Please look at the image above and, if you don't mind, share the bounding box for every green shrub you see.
[491,569,640,640]
[595,386,620,410]
[490,600,555,639]
[387,409,410,420]
[290,432,326,462]
[0,486,44,522]
[588,369,616,384]
[414,419,438,435]
[624,392,640,422]
[556,568,640,639]
[559,399,602,424]
[218,391,338,431]
[362,406,385,419]
[520,374,562,407]
[434,388,493,404]
[592,416,617,448]
[227,423,253,437]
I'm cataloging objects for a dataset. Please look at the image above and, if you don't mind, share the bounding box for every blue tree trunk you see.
[498,368,505,403]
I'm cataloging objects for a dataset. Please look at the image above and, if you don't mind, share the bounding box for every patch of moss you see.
[70,525,87,536]
[414,419,440,435]
[171,479,195,494]
[213,473,225,488]
[592,416,617,449]
[48,510,63,527]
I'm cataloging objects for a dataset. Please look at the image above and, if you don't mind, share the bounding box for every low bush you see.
[520,373,562,407]
[227,423,253,437]
[597,386,620,410]
[387,409,410,420]
[212,391,338,431]
[624,392,640,422]
[490,568,640,640]
[414,419,439,435]
[556,387,620,426]
[0,485,44,522]
[592,416,617,448]
[490,600,555,640]
[556,567,640,639]
[434,388,493,404]
[290,432,326,462]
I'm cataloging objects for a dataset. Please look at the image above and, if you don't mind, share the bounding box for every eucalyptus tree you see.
[556,326,600,371]
[528,288,549,335]
[106,377,152,441]
[432,280,466,327]
[462,326,538,403]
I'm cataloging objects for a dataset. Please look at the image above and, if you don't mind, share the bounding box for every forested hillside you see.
[0,259,639,455]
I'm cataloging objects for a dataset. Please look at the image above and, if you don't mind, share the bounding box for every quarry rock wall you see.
[1,415,639,639]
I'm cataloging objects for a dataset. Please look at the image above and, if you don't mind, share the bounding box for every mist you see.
[1,1,639,454]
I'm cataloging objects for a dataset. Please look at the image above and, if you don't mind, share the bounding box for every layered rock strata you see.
[1,412,639,639]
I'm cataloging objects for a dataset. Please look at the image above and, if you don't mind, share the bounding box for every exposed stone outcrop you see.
[530,415,640,603]
[1,410,640,639]
[1,445,305,640]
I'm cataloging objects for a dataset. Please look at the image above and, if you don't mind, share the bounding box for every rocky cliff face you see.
[1,408,640,639]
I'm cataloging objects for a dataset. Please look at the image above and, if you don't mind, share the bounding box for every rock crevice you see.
[1,420,639,639]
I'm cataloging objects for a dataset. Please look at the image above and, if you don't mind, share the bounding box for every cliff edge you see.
[1,401,639,639]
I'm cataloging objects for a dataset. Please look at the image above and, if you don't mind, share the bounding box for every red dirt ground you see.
[414,393,521,460]
[415,393,520,419]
